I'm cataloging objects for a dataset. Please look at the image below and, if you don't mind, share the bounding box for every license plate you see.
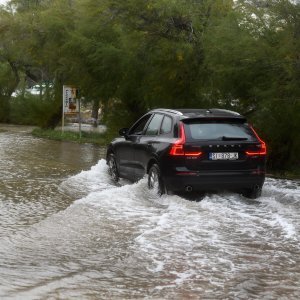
[209,152,239,160]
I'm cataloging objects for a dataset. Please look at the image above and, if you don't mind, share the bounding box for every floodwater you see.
[0,125,299,299]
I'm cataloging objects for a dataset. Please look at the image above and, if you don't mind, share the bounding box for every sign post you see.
[62,85,81,136]
[78,97,82,139]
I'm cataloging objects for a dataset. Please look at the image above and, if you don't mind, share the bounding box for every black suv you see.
[106,109,266,199]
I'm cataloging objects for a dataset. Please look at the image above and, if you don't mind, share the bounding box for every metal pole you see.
[62,86,65,133]
[79,98,82,139]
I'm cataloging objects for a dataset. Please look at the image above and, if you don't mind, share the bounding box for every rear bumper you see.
[163,171,265,193]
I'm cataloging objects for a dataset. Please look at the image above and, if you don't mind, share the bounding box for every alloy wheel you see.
[148,164,164,195]
[108,155,119,182]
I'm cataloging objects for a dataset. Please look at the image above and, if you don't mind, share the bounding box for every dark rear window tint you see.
[184,122,255,141]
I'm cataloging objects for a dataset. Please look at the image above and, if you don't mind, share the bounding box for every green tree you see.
[0,9,21,121]
[0,0,299,173]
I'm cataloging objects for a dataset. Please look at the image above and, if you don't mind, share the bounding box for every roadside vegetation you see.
[32,128,111,146]
[0,0,299,175]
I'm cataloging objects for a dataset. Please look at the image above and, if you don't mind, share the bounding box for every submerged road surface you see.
[0,125,299,299]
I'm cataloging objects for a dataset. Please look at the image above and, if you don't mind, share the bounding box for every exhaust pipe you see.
[185,186,193,192]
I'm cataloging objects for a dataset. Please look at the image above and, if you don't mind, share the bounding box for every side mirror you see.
[119,128,129,137]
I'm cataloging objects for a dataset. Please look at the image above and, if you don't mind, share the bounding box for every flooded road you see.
[0,125,299,299]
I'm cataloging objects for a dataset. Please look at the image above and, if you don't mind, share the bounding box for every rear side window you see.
[160,116,172,134]
[145,114,164,136]
[185,122,255,141]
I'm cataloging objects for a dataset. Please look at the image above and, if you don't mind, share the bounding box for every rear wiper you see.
[221,136,248,141]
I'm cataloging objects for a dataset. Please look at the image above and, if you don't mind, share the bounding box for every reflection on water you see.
[0,126,104,237]
[0,125,299,299]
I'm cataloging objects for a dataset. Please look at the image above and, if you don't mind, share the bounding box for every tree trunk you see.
[42,80,63,129]
[0,60,21,123]
[91,99,100,127]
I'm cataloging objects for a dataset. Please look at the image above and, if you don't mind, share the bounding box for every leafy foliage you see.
[0,0,299,172]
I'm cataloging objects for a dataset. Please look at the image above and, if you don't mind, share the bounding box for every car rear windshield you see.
[184,121,256,141]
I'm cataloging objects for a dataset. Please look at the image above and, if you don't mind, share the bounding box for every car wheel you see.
[242,186,262,199]
[148,164,165,196]
[108,154,119,182]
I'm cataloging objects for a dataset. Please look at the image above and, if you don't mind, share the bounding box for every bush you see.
[9,94,58,126]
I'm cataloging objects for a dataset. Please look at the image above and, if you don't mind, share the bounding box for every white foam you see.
[57,165,300,297]
[2,161,299,299]
[271,214,297,240]
[173,270,195,285]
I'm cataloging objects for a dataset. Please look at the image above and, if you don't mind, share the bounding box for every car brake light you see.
[246,126,267,156]
[169,123,202,157]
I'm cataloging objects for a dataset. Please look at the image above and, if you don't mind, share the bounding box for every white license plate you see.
[209,152,239,160]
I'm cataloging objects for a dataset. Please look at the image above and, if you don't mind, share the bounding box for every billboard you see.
[63,85,79,114]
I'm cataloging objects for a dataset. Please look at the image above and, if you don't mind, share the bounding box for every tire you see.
[107,154,119,182]
[148,164,165,196]
[242,186,262,199]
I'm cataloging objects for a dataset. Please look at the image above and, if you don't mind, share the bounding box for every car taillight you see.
[246,126,267,156]
[169,123,202,157]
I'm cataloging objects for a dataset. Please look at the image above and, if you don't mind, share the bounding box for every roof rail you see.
[151,108,183,115]
[210,109,241,116]
[150,108,242,117]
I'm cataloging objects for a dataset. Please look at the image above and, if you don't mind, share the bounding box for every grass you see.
[32,128,112,146]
